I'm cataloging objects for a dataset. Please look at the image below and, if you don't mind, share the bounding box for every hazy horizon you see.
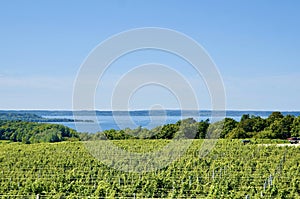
[1,109,300,112]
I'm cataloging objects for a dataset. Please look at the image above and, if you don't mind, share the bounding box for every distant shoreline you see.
[1,110,300,117]
[0,112,93,123]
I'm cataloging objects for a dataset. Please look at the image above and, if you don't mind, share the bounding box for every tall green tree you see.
[290,116,300,137]
[226,127,248,139]
[266,115,294,139]
[196,119,210,139]
[220,118,237,138]
[266,111,284,126]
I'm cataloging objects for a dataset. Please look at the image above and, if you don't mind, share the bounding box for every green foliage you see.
[0,121,79,143]
[0,112,90,122]
[0,112,43,121]
[238,115,267,133]
[104,129,134,140]
[266,115,294,139]
[156,123,179,139]
[85,112,300,140]
[0,140,299,198]
[266,111,284,125]
[291,116,300,137]
[226,127,248,139]
[220,118,238,138]
[254,130,274,139]
[2,112,300,144]
[196,119,210,139]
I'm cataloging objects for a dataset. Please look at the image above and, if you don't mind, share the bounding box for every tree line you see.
[1,111,300,143]
[0,120,79,144]
[80,111,300,140]
[0,112,92,122]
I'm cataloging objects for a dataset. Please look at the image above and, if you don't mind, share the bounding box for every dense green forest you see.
[0,120,79,144]
[0,140,299,198]
[81,112,300,141]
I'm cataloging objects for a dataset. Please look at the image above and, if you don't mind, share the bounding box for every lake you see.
[42,110,300,133]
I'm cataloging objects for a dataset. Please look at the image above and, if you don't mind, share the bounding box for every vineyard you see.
[0,140,299,198]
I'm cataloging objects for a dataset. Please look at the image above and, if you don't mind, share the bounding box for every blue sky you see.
[0,0,300,110]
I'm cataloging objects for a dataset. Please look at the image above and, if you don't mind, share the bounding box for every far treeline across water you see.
[0,111,300,143]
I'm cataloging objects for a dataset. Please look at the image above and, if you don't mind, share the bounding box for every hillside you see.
[0,120,79,144]
[0,140,299,198]
[0,112,92,123]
